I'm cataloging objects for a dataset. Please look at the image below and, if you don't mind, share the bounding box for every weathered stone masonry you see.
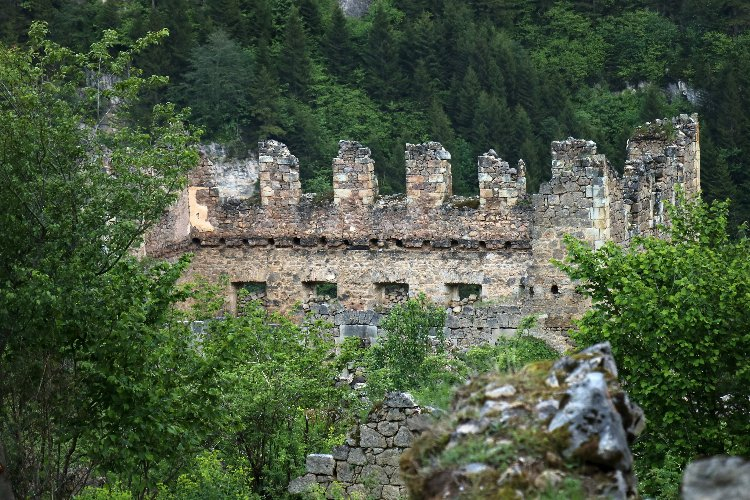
[146,115,700,346]
[288,392,432,499]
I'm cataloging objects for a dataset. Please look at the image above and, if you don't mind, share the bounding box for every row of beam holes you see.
[192,237,514,250]
[526,284,561,297]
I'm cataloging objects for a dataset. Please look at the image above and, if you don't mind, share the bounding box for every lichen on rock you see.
[400,342,645,499]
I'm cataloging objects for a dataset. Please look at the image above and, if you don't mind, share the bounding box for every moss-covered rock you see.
[401,343,645,499]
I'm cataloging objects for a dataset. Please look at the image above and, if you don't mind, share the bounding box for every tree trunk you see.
[0,441,15,500]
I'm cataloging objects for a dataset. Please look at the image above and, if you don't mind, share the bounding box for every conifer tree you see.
[323,4,354,79]
[278,6,311,98]
[363,3,404,102]
[452,66,482,136]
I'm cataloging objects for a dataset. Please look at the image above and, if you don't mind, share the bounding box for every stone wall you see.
[145,115,700,345]
[302,301,566,351]
[288,392,432,499]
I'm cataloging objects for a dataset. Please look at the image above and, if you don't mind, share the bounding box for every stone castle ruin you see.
[145,115,700,347]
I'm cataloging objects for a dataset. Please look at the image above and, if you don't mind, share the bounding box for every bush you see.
[558,193,750,497]
[161,451,258,500]
[460,316,559,374]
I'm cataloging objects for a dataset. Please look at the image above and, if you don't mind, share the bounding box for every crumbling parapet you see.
[333,141,379,207]
[478,150,527,208]
[405,142,452,209]
[536,141,613,248]
[258,140,302,208]
[550,138,597,175]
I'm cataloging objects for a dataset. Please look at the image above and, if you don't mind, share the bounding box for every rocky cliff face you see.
[197,143,259,200]
[401,343,645,499]
[339,0,372,17]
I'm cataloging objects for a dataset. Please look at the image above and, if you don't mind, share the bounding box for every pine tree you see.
[205,0,243,41]
[426,97,454,144]
[242,0,273,45]
[278,6,311,98]
[249,64,285,140]
[179,30,253,138]
[298,0,323,39]
[453,66,482,136]
[323,4,354,79]
[363,3,404,102]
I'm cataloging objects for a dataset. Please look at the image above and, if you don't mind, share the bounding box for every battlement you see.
[550,138,598,174]
[478,151,527,208]
[333,140,378,207]
[405,142,453,208]
[259,140,302,207]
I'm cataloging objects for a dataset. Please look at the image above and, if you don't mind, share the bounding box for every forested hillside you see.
[2,0,750,224]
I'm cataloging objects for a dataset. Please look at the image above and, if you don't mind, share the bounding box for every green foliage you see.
[179,30,253,139]
[200,301,343,498]
[0,23,200,498]
[528,3,606,86]
[600,10,680,85]
[460,316,559,374]
[367,294,452,395]
[162,451,258,500]
[75,481,131,500]
[558,193,750,497]
[635,451,683,500]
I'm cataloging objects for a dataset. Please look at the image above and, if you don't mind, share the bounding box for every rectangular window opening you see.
[304,281,337,303]
[233,281,267,313]
[375,282,409,307]
[447,283,482,306]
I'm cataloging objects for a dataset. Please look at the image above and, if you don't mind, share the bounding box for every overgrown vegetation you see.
[341,300,559,412]
[558,193,750,498]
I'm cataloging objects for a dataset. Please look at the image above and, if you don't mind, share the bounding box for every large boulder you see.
[401,342,645,499]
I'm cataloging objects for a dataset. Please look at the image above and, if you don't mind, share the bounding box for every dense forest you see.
[2,0,750,225]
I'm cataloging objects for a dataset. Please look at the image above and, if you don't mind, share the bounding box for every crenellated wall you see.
[146,114,700,344]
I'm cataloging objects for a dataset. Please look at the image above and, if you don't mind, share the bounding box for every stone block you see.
[375,448,401,467]
[362,464,388,484]
[288,474,317,494]
[386,408,406,421]
[306,454,335,475]
[393,426,414,447]
[382,485,401,499]
[332,445,349,461]
[377,420,399,437]
[336,461,355,482]
[384,392,416,408]
[406,413,433,431]
[340,324,377,339]
[348,447,366,465]
[360,426,387,448]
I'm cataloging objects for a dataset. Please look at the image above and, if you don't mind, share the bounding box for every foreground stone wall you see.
[145,115,700,344]
[288,392,432,499]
